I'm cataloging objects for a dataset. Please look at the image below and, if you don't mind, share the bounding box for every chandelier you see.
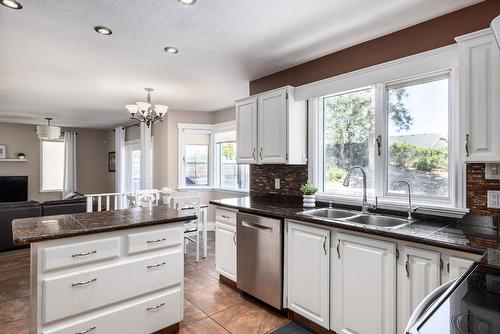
[125,88,168,128]
[37,118,61,140]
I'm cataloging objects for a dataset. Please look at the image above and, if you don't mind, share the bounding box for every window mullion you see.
[374,83,386,200]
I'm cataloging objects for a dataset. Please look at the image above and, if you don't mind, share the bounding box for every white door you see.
[397,246,440,334]
[215,222,236,282]
[258,89,288,164]
[287,222,330,329]
[446,256,474,282]
[331,233,396,334]
[236,98,258,164]
[458,30,500,162]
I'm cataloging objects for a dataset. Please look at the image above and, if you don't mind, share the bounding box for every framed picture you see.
[0,145,6,159]
[108,151,116,172]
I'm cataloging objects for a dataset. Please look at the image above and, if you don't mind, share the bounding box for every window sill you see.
[212,188,249,195]
[315,193,469,218]
[178,186,212,191]
[39,190,63,193]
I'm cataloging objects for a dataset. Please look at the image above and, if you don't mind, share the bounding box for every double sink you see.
[299,207,410,229]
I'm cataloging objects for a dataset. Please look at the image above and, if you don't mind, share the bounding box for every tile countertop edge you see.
[209,198,499,256]
[12,206,197,245]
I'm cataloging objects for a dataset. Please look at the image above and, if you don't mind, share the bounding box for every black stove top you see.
[411,263,500,333]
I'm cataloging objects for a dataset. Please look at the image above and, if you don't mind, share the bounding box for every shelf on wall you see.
[0,159,28,162]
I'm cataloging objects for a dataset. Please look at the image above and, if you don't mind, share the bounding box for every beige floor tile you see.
[180,317,230,334]
[185,283,244,316]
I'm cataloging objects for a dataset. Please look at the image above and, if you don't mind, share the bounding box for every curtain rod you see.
[113,123,139,132]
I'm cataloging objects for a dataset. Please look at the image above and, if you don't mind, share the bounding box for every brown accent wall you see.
[467,164,500,217]
[250,165,308,197]
[250,0,500,95]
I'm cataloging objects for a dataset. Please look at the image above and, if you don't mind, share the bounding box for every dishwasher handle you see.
[241,221,273,232]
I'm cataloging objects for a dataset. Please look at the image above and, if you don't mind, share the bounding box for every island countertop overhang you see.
[12,205,196,245]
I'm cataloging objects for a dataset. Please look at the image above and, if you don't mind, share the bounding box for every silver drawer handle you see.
[147,262,166,269]
[147,302,166,311]
[72,278,97,287]
[221,215,231,219]
[147,238,166,244]
[75,326,96,334]
[72,250,97,258]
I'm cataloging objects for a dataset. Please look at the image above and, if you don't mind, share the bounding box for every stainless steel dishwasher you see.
[237,212,283,309]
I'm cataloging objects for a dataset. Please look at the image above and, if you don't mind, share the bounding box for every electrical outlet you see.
[274,178,281,190]
[487,190,500,209]
[485,164,500,180]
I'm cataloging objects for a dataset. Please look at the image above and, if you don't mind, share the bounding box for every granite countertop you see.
[12,205,196,245]
[210,196,500,255]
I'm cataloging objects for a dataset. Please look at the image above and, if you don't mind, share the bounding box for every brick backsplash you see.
[467,163,500,217]
[250,164,308,197]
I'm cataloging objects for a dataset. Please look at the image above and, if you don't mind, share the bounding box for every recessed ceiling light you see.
[178,0,197,5]
[94,26,112,36]
[164,46,179,54]
[0,0,23,10]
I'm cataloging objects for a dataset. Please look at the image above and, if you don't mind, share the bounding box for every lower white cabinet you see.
[331,233,396,334]
[215,220,237,282]
[396,246,440,334]
[286,222,330,329]
[442,255,475,283]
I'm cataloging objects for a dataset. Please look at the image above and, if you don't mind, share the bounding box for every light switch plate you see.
[274,178,280,190]
[487,190,500,209]
[485,164,500,180]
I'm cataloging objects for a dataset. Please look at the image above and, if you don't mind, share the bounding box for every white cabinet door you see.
[397,246,440,334]
[258,89,288,164]
[236,98,258,164]
[215,222,237,282]
[457,29,500,162]
[287,222,330,329]
[448,257,474,281]
[331,233,396,334]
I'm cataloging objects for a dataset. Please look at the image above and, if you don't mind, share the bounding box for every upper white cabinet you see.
[331,233,396,334]
[236,98,258,164]
[396,246,440,334]
[236,86,307,165]
[456,29,500,162]
[286,221,330,329]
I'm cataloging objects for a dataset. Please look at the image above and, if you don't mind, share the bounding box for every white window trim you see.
[308,46,467,218]
[39,139,65,193]
[178,121,250,193]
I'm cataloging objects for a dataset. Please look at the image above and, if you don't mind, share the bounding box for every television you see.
[0,176,28,202]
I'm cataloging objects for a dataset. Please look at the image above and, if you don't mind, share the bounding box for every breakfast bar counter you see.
[12,205,194,334]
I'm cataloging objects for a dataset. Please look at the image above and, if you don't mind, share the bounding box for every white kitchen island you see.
[12,206,194,334]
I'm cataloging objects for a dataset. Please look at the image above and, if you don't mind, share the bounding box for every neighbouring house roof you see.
[389,133,448,148]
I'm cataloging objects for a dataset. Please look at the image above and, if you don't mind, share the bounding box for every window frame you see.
[178,122,250,193]
[40,139,65,193]
[309,69,466,217]
[214,140,249,192]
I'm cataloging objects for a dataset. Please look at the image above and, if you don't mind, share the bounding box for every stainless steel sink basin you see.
[300,208,358,219]
[344,214,409,229]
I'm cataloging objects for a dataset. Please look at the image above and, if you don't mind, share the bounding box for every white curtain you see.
[115,126,126,208]
[63,131,77,196]
[140,123,152,190]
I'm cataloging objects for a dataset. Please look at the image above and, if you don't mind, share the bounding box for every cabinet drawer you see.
[43,237,120,272]
[43,250,183,324]
[43,287,182,334]
[127,226,183,255]
[216,208,236,225]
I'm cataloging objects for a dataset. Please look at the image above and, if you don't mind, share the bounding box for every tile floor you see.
[0,231,289,334]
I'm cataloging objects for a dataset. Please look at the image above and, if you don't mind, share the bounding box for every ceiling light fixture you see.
[178,0,197,5]
[164,46,179,54]
[36,118,61,140]
[94,26,112,35]
[126,88,168,128]
[0,0,23,9]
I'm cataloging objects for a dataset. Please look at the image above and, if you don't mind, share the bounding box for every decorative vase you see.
[162,195,171,206]
[303,194,316,208]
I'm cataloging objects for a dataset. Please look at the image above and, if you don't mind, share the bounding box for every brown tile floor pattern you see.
[0,231,289,333]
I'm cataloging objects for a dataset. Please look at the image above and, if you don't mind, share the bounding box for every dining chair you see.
[172,194,201,262]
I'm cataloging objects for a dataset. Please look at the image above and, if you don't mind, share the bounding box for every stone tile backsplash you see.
[466,163,500,217]
[250,164,308,197]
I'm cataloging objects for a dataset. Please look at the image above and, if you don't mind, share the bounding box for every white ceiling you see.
[0,0,480,128]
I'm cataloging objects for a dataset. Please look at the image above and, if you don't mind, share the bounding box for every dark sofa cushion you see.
[0,204,41,251]
[41,197,87,216]
[0,201,40,209]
